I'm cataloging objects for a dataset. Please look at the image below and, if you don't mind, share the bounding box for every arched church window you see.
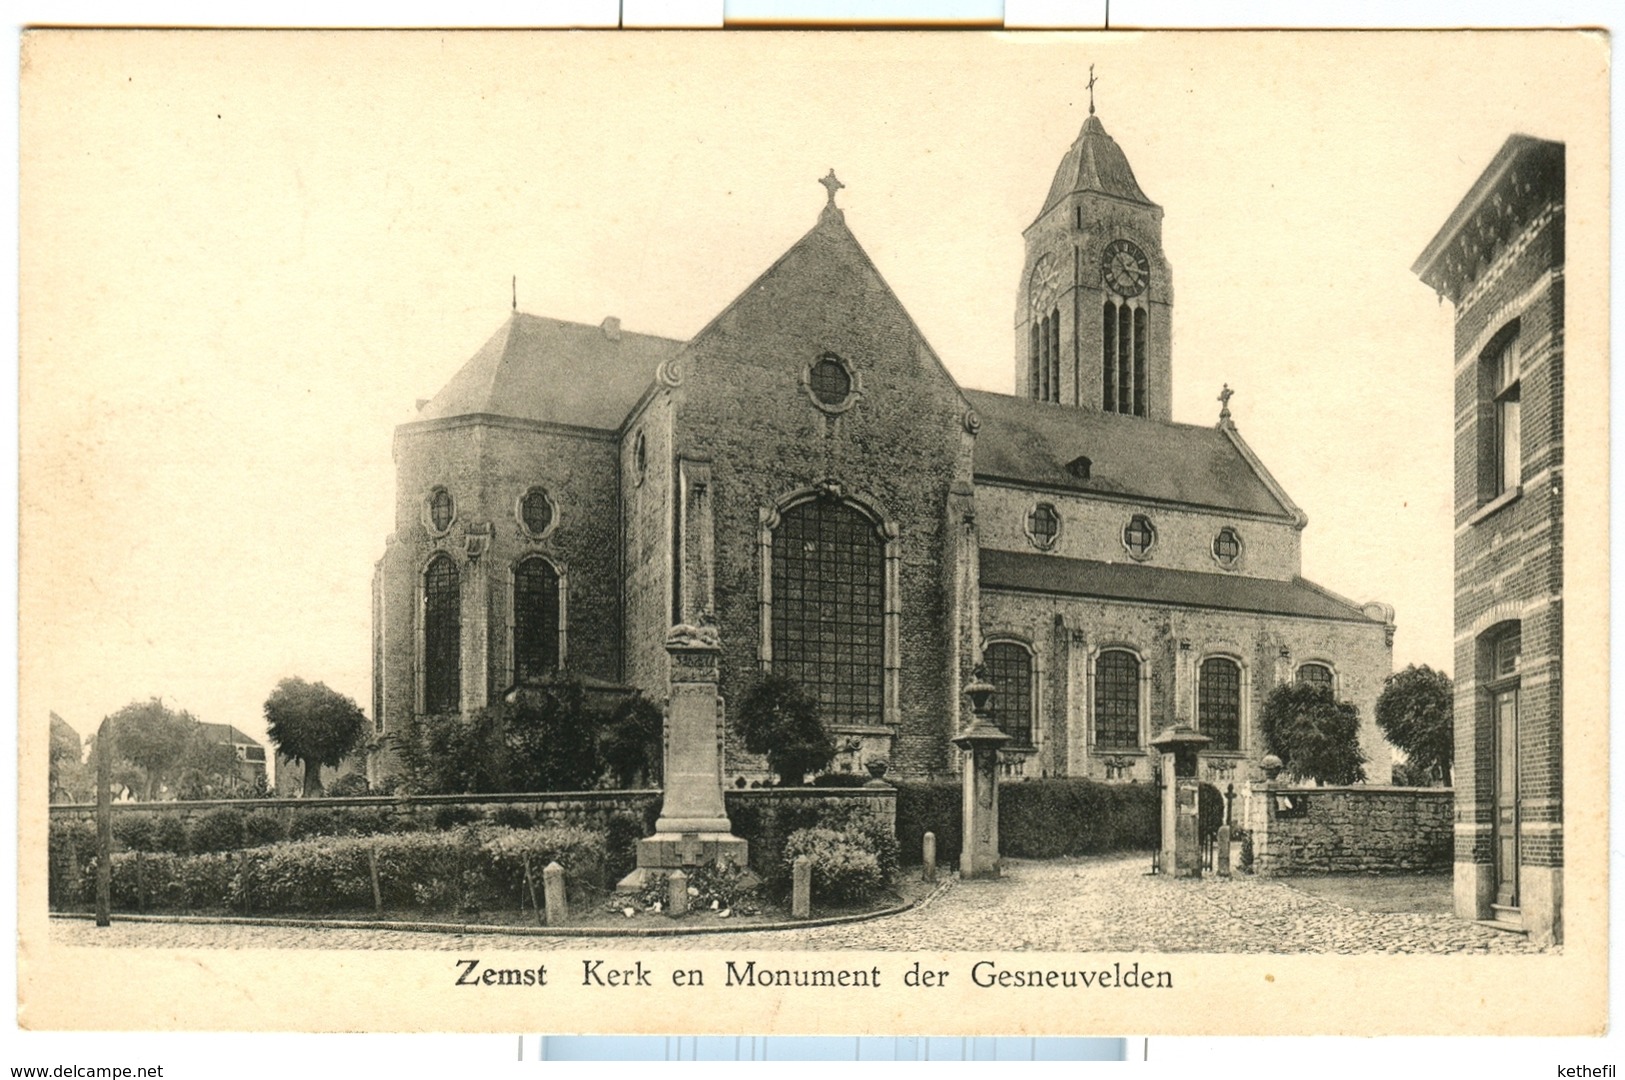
[770,498,885,724]
[1295,662,1334,694]
[1198,656,1242,752]
[513,557,561,681]
[423,554,460,715]
[1094,649,1141,750]
[984,642,1034,746]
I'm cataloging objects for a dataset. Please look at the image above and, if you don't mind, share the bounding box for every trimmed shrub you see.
[189,807,248,854]
[150,815,189,854]
[782,828,883,904]
[343,809,395,837]
[814,800,899,884]
[893,781,962,868]
[48,819,97,905]
[489,806,535,830]
[433,805,483,830]
[286,809,347,840]
[243,810,287,847]
[810,772,870,787]
[479,825,609,907]
[111,814,156,853]
[896,778,1158,865]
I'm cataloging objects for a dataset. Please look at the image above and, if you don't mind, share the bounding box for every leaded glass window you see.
[1213,527,1242,568]
[770,499,885,723]
[1296,662,1333,694]
[984,642,1033,746]
[808,356,852,407]
[1094,650,1140,749]
[514,557,561,681]
[1027,503,1060,549]
[1123,514,1156,559]
[1198,657,1241,752]
[429,488,454,533]
[520,489,554,536]
[423,554,460,714]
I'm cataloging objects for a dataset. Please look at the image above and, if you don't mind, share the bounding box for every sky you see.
[18,29,1604,759]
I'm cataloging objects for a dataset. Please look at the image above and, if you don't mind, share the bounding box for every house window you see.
[427,488,454,534]
[423,554,460,714]
[513,557,561,681]
[1484,327,1523,498]
[1494,626,1522,679]
[1295,662,1334,694]
[1122,514,1156,559]
[518,488,556,538]
[984,642,1034,746]
[1025,503,1060,550]
[1212,527,1242,569]
[770,498,885,724]
[1198,657,1242,752]
[1094,649,1141,749]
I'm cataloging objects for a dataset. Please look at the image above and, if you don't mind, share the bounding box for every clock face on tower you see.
[1100,238,1150,298]
[1029,252,1061,310]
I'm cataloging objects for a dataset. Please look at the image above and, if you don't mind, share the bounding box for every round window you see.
[1122,514,1156,559]
[1212,527,1242,568]
[427,488,454,533]
[1025,503,1060,550]
[519,489,555,537]
[808,356,852,405]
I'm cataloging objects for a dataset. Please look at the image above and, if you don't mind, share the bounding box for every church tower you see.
[1016,93,1172,422]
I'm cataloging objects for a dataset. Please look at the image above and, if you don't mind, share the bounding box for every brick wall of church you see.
[622,391,676,700]
[978,587,1393,785]
[669,217,976,781]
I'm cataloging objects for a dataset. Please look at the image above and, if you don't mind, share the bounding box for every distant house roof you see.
[966,390,1294,519]
[1035,114,1156,221]
[981,549,1380,624]
[195,721,263,748]
[416,312,685,431]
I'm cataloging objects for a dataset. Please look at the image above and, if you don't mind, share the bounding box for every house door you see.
[1492,687,1520,913]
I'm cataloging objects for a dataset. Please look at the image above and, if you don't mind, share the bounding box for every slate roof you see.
[195,721,264,747]
[965,390,1292,518]
[1037,114,1155,219]
[417,313,685,431]
[980,549,1379,624]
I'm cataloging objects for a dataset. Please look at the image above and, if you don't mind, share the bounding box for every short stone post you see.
[1150,725,1212,879]
[791,855,812,919]
[667,870,689,917]
[1215,824,1232,878]
[922,831,937,884]
[542,861,568,924]
[954,669,1011,880]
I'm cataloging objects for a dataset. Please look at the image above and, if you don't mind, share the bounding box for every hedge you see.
[56,823,609,917]
[894,778,1159,866]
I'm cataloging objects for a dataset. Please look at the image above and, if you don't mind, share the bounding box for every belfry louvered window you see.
[1101,302,1147,417]
[423,554,460,715]
[771,499,885,723]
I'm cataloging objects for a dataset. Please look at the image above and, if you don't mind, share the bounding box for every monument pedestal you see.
[618,623,750,892]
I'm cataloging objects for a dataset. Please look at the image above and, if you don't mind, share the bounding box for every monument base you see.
[615,832,751,893]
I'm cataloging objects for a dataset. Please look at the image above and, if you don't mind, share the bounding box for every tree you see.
[172,727,250,800]
[100,698,197,800]
[735,674,835,786]
[410,674,604,794]
[264,677,367,797]
[1375,664,1454,785]
[1259,682,1367,785]
[49,714,88,803]
[601,693,663,788]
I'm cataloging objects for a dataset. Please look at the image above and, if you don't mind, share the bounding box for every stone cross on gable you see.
[1218,383,1234,423]
[819,169,845,208]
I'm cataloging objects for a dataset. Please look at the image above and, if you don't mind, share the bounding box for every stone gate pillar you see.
[954,669,1011,880]
[617,620,748,891]
[1151,725,1211,879]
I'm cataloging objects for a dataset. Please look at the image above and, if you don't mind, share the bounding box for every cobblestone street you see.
[52,855,1550,955]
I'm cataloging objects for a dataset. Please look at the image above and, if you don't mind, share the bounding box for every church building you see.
[370,106,1397,788]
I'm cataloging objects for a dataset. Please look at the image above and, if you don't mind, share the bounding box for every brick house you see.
[1414,135,1565,945]
[370,111,1396,788]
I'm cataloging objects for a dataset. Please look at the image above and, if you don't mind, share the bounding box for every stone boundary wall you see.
[48,791,662,833]
[1245,785,1452,876]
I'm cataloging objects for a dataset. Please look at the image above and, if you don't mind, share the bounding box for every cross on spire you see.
[819,168,845,208]
[1218,383,1235,425]
[1086,64,1098,115]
